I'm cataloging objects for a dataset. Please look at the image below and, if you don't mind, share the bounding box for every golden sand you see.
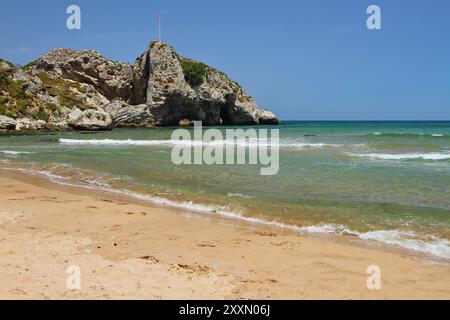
[0,170,449,300]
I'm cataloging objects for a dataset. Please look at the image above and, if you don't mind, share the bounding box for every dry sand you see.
[0,169,449,300]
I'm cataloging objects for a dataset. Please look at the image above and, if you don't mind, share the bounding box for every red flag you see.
[156,15,160,20]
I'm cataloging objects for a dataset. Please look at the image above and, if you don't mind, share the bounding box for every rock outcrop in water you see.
[0,42,280,131]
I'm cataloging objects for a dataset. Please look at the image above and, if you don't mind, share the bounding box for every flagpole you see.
[158,15,161,43]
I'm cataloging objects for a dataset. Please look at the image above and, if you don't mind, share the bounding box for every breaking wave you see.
[59,138,344,149]
[1,150,33,155]
[349,152,450,161]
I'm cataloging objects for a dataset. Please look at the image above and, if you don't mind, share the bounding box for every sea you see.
[1,121,449,260]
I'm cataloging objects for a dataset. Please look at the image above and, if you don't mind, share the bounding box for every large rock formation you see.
[0,41,280,131]
[142,42,273,125]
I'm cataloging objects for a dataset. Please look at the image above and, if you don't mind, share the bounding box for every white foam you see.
[359,230,450,259]
[59,138,342,149]
[349,152,450,160]
[282,142,342,148]
[370,132,447,138]
[227,193,254,199]
[1,150,33,155]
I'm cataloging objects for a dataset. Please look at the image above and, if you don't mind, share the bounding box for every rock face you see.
[15,118,47,131]
[136,42,279,125]
[12,70,43,95]
[0,115,17,130]
[105,100,154,128]
[35,49,134,102]
[1,41,279,131]
[255,109,280,125]
[47,107,72,130]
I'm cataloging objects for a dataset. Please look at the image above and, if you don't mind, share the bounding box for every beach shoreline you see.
[0,168,449,300]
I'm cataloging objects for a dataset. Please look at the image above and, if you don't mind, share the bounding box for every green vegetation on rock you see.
[0,61,35,118]
[30,105,50,121]
[22,59,38,69]
[177,56,208,87]
[36,72,82,109]
[0,58,14,69]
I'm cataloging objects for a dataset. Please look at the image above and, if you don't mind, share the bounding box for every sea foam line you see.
[359,230,450,260]
[59,138,343,149]
[371,132,447,137]
[349,152,450,160]
[1,150,33,155]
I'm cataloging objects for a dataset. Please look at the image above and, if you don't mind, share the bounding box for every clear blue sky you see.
[1,0,449,120]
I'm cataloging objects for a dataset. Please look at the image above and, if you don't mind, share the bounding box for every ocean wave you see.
[1,150,33,155]
[359,230,450,259]
[369,132,447,138]
[59,138,343,149]
[227,193,254,199]
[349,152,450,160]
[1,163,448,260]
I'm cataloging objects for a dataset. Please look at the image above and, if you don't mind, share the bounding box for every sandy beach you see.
[0,169,449,300]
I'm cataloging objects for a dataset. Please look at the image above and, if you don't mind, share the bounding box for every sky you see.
[1,0,449,120]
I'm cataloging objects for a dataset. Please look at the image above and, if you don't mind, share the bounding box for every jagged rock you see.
[76,84,111,109]
[140,42,276,125]
[47,106,72,130]
[255,109,281,125]
[105,100,154,128]
[143,42,200,125]
[37,93,59,106]
[67,108,112,131]
[34,49,134,102]
[12,70,43,94]
[131,51,150,105]
[23,40,280,129]
[15,118,47,131]
[0,115,17,130]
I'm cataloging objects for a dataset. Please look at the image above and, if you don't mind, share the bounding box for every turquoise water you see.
[1,121,449,259]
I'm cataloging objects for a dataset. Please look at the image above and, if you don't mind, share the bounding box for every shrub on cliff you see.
[178,57,208,87]
[30,105,50,122]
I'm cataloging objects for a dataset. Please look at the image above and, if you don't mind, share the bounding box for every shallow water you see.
[1,121,449,259]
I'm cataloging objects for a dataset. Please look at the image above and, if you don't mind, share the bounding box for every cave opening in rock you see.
[220,93,236,125]
[220,105,232,125]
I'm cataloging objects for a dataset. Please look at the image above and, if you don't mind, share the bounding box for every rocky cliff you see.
[0,42,280,131]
